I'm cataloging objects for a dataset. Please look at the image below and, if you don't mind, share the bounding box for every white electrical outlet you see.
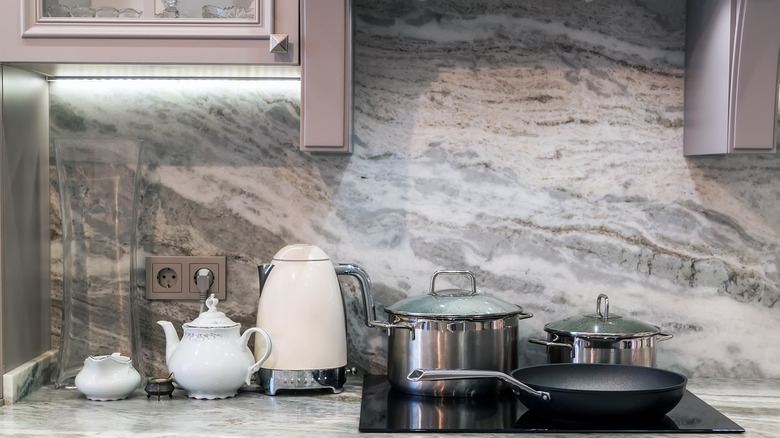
[146,256,226,300]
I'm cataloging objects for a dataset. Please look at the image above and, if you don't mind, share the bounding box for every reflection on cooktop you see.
[358,375,745,433]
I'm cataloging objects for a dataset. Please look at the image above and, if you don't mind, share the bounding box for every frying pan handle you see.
[407,369,552,403]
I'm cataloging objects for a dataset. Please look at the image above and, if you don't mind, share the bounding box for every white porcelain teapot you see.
[74,352,142,401]
[158,294,272,399]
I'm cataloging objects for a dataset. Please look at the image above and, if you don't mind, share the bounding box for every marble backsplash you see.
[48,0,780,381]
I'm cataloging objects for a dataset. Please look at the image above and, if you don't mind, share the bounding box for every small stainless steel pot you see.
[357,270,533,397]
[528,294,672,367]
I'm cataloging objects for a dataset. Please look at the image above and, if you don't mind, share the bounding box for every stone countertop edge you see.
[2,350,58,405]
[0,377,777,437]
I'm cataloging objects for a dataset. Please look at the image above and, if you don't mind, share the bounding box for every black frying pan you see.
[408,363,687,422]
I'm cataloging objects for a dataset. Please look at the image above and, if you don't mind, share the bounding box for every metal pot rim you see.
[386,308,531,321]
[543,326,662,340]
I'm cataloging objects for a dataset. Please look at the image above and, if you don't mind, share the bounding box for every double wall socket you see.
[146,256,226,300]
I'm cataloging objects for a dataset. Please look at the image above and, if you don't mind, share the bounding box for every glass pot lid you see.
[544,294,661,338]
[184,294,238,328]
[384,270,526,320]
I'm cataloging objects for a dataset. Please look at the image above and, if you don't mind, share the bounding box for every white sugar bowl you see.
[74,352,142,401]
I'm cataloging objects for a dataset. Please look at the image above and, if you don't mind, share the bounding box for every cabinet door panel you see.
[684,0,780,155]
[25,0,272,39]
[300,0,352,153]
[730,0,780,150]
[1,0,298,65]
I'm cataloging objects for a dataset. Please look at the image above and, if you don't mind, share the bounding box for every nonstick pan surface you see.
[510,364,687,421]
[409,363,687,422]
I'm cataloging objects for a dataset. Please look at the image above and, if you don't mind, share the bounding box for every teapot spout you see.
[157,321,180,364]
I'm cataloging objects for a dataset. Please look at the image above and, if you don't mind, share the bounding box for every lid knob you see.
[429,270,477,297]
[205,294,219,311]
[185,293,238,328]
[596,294,610,319]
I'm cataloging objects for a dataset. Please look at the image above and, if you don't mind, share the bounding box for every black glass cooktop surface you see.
[358,375,744,433]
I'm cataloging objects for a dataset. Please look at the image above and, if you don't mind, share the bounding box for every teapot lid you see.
[184,294,239,328]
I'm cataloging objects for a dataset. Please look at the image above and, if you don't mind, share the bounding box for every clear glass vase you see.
[54,139,144,388]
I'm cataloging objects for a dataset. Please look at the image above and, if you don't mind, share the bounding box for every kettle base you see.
[257,367,347,395]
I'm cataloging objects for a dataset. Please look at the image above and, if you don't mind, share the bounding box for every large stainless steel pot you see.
[354,270,533,397]
[528,294,672,367]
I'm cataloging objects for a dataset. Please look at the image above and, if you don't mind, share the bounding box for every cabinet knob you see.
[270,34,289,53]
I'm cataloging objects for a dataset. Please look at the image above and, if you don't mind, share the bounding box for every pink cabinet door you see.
[300,0,352,153]
[2,0,299,65]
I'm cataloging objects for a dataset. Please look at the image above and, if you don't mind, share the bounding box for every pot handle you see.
[657,332,674,342]
[335,264,415,338]
[407,369,551,403]
[528,337,575,358]
[429,270,477,296]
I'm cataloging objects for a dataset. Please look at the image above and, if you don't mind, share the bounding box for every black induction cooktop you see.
[358,375,745,434]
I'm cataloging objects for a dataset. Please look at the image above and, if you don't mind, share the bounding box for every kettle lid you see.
[184,294,238,328]
[273,244,330,262]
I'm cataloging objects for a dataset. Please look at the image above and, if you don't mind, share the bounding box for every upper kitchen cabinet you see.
[684,0,780,156]
[299,0,352,153]
[1,0,354,153]
[1,0,299,67]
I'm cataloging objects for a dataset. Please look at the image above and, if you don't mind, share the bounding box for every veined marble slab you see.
[0,378,777,437]
[46,0,780,385]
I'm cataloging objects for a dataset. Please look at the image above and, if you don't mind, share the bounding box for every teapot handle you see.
[241,327,273,385]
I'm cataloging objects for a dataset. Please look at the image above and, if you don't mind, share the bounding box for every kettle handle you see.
[241,327,273,385]
[335,264,377,324]
[335,264,415,338]
[258,264,274,297]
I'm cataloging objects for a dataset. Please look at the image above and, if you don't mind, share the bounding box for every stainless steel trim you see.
[257,367,348,395]
[407,369,551,402]
[429,270,477,296]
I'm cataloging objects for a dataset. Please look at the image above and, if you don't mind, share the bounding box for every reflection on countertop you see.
[0,377,777,437]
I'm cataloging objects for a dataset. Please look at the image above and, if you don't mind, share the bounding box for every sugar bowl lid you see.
[184,294,238,328]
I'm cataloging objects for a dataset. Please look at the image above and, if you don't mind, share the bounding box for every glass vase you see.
[54,139,144,388]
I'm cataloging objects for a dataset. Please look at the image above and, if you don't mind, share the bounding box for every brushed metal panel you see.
[0,65,51,374]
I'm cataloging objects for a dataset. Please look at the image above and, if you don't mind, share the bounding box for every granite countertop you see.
[0,377,777,437]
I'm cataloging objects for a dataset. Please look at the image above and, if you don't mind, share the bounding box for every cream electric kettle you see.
[254,244,370,395]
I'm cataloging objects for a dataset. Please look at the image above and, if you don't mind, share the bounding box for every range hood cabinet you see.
[684,0,780,156]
